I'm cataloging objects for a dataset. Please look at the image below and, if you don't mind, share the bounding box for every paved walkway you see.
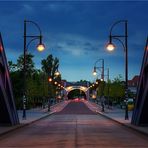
[84,100,148,136]
[0,100,69,136]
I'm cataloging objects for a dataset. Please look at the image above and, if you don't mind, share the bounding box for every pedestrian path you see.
[84,100,148,135]
[0,100,69,136]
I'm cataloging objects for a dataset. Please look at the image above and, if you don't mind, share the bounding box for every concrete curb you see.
[97,111,148,136]
[0,112,54,137]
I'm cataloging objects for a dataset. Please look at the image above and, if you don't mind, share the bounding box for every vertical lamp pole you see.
[93,59,104,82]
[93,59,105,95]
[106,68,110,108]
[106,20,128,120]
[23,20,45,119]
[48,76,52,112]
[93,59,105,111]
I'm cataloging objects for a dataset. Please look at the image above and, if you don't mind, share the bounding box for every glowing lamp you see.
[37,43,45,52]
[106,42,115,51]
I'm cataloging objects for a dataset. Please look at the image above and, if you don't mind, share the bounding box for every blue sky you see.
[0,1,147,82]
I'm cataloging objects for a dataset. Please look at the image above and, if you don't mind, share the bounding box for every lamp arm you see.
[25,20,42,36]
[109,20,127,37]
[94,59,104,67]
[26,37,40,51]
[112,37,126,52]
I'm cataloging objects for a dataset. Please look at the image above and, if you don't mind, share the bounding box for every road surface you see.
[0,101,148,148]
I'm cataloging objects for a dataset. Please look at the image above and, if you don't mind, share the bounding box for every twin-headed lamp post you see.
[93,59,104,81]
[23,20,45,119]
[92,59,110,109]
[106,20,129,120]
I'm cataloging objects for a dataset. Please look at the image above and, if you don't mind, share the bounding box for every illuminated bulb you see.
[37,43,45,52]
[106,43,115,51]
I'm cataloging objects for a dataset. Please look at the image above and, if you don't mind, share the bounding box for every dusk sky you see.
[0,1,147,82]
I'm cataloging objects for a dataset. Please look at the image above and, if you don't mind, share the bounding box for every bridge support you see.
[0,33,19,125]
[131,37,148,126]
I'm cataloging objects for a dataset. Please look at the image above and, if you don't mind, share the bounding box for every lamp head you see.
[106,36,115,52]
[100,78,103,81]
[93,67,97,76]
[37,43,45,52]
[48,78,52,82]
[37,35,45,52]
[54,81,58,85]
[55,70,60,76]
[106,42,115,51]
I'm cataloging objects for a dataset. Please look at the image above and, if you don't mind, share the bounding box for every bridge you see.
[0,32,148,128]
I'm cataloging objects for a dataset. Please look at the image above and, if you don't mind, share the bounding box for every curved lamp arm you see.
[109,20,127,37]
[25,20,42,36]
[111,37,126,52]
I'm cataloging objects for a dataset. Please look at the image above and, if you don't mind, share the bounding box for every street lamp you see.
[55,69,60,76]
[93,59,104,81]
[54,64,61,76]
[105,68,110,108]
[92,59,105,110]
[48,68,61,111]
[106,20,128,120]
[23,20,45,119]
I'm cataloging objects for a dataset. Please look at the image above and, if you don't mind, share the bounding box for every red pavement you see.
[55,101,97,115]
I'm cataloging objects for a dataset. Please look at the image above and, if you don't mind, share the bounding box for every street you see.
[0,101,148,148]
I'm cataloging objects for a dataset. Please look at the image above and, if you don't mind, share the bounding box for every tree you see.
[96,81,106,97]
[17,53,35,77]
[41,55,59,79]
[8,60,23,109]
[8,53,44,108]
[8,61,17,72]
[109,75,125,104]
[8,53,61,109]
[41,54,61,98]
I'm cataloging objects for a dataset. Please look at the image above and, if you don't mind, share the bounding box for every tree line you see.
[90,74,135,105]
[8,53,61,109]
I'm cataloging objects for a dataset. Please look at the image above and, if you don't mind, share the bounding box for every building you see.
[128,75,139,94]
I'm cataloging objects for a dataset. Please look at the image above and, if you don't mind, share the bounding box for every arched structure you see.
[64,86,89,100]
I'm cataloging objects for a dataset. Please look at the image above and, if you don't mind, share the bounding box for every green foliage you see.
[95,75,125,103]
[41,55,59,79]
[96,81,106,96]
[8,53,60,109]
[17,53,35,77]
[41,54,61,98]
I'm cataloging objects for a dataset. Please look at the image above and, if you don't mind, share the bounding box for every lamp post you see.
[106,68,110,108]
[48,75,52,112]
[93,59,104,81]
[92,59,105,110]
[48,67,61,111]
[23,20,45,119]
[106,20,128,120]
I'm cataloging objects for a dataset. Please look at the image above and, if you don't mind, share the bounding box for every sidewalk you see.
[0,100,69,136]
[85,100,148,136]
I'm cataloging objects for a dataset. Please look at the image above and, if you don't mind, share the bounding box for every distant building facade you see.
[128,75,139,94]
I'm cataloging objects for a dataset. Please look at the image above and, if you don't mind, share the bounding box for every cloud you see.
[44,2,74,13]
[23,4,33,12]
[45,33,104,57]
